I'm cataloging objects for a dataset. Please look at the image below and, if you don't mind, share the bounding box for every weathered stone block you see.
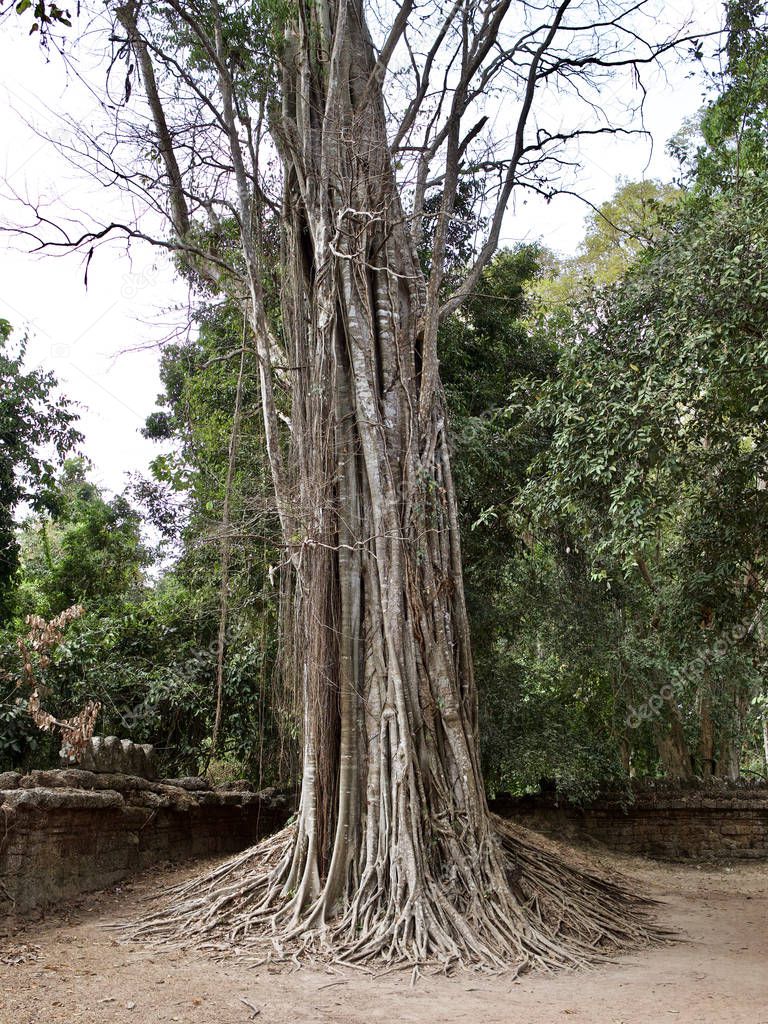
[21,769,97,790]
[2,787,125,812]
[161,776,211,791]
[75,736,158,779]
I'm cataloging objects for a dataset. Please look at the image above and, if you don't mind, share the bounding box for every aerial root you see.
[119,818,669,972]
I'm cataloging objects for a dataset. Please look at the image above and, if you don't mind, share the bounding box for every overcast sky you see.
[0,3,720,499]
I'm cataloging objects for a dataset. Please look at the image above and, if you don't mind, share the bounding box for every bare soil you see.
[1,839,766,1024]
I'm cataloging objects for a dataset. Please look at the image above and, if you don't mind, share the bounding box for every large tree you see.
[10,0,700,969]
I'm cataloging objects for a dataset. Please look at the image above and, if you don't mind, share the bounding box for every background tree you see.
[672,0,768,189]
[0,320,81,622]
[515,172,768,780]
[535,179,680,312]
[438,248,624,798]
[17,457,150,617]
[138,296,288,780]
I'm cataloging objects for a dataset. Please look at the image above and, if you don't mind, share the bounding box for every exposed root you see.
[120,818,668,973]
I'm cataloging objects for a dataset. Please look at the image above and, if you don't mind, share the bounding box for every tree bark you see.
[270,0,506,950]
[698,688,715,780]
[653,712,693,781]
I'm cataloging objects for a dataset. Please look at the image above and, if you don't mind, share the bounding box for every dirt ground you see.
[1,840,766,1024]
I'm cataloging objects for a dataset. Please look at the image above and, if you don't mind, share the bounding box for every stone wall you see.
[0,770,294,921]
[491,782,768,861]
[3,773,766,924]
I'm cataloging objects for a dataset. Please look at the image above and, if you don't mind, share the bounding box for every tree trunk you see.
[714,691,748,782]
[698,689,715,780]
[715,737,741,782]
[654,712,693,780]
[268,0,531,958]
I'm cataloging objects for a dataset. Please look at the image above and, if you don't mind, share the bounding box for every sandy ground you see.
[1,841,766,1024]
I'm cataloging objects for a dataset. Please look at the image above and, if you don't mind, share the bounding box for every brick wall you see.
[491,783,768,860]
[0,769,294,921]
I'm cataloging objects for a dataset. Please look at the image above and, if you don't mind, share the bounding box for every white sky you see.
[0,3,720,499]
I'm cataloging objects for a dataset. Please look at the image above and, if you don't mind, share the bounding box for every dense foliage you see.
[513,178,768,784]
[0,320,81,619]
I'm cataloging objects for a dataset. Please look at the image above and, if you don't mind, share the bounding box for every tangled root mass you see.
[125,817,665,973]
